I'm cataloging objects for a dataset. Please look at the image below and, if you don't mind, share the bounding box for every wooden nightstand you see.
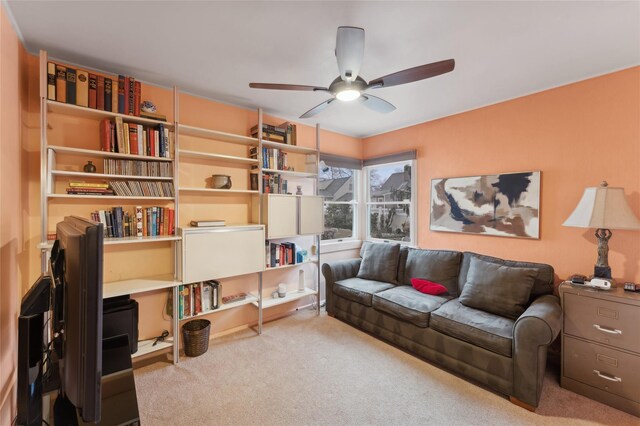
[559,282,640,416]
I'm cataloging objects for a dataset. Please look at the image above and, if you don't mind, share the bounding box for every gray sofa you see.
[322,242,562,410]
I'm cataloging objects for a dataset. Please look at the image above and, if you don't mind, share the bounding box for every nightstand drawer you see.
[564,293,640,353]
[564,336,640,403]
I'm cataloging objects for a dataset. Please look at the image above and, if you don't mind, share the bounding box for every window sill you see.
[320,239,362,254]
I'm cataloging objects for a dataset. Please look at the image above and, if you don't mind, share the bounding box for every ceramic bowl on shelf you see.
[211,174,232,189]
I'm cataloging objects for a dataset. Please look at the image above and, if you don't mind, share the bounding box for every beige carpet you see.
[134,310,637,425]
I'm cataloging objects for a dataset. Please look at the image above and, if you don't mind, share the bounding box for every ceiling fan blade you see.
[300,98,336,119]
[368,59,455,89]
[336,26,364,83]
[359,94,396,113]
[249,83,328,92]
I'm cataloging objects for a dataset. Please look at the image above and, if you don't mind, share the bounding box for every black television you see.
[18,216,104,425]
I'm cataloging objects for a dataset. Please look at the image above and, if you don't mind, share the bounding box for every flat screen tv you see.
[52,215,104,422]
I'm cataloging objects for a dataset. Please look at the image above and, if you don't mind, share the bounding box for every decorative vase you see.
[211,175,232,189]
[83,161,96,173]
[298,269,305,292]
[296,185,303,195]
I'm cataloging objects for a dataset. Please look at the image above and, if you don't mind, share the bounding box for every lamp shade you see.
[563,183,640,230]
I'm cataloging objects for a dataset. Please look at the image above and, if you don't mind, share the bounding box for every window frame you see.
[320,167,360,244]
[363,159,416,246]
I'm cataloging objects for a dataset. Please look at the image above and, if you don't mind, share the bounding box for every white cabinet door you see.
[298,196,324,235]
[266,195,297,238]
[182,226,265,283]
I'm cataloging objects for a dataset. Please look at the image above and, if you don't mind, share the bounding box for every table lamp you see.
[563,181,640,278]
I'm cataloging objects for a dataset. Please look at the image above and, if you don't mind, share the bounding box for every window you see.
[320,166,358,242]
[365,160,415,244]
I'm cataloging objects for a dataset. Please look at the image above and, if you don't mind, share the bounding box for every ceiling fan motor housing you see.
[336,26,365,82]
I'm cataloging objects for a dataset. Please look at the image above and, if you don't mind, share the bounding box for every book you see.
[47,62,56,100]
[139,111,167,122]
[112,79,119,112]
[76,70,89,107]
[97,75,105,110]
[55,65,66,103]
[178,285,184,319]
[135,206,143,237]
[194,284,202,314]
[137,125,143,156]
[128,124,138,155]
[114,117,125,153]
[118,75,126,114]
[202,284,212,312]
[134,81,141,116]
[190,219,225,227]
[66,68,77,104]
[100,119,111,152]
[123,123,130,154]
[104,78,112,112]
[88,74,97,109]
[128,77,135,116]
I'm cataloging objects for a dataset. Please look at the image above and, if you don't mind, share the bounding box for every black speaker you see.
[103,296,139,354]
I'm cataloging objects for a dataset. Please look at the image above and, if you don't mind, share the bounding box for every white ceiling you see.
[6,1,640,138]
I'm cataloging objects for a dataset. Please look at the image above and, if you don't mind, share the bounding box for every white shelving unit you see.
[252,288,317,309]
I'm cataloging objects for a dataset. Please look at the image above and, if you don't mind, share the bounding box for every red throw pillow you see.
[411,278,448,295]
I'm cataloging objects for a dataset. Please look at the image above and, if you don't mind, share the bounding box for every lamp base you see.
[594,265,612,279]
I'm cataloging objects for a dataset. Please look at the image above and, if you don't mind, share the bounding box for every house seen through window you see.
[320,166,357,241]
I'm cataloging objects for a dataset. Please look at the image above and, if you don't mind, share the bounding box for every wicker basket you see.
[182,319,211,357]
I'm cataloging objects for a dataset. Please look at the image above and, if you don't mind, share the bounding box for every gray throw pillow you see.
[459,257,536,319]
[357,242,401,283]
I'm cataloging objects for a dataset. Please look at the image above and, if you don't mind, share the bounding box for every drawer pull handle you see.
[593,370,622,383]
[593,324,622,335]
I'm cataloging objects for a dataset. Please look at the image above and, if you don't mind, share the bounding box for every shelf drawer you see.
[563,336,640,403]
[564,293,640,353]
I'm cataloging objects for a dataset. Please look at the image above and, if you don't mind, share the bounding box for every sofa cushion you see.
[357,242,401,284]
[457,252,554,302]
[334,277,395,307]
[403,248,462,296]
[430,299,515,357]
[459,257,537,319]
[372,286,450,328]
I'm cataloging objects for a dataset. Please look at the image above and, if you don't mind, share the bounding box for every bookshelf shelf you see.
[179,294,259,321]
[178,149,259,165]
[261,140,317,155]
[252,288,317,309]
[179,187,259,195]
[103,274,181,299]
[51,170,173,181]
[47,193,174,200]
[38,235,181,250]
[47,145,173,162]
[132,338,174,359]
[47,99,174,128]
[263,258,318,272]
[179,124,258,146]
[260,169,318,178]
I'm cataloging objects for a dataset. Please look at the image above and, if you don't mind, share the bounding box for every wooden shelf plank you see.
[261,140,317,155]
[263,258,318,272]
[178,149,258,164]
[132,338,173,359]
[251,288,317,309]
[47,99,174,128]
[179,124,258,146]
[179,187,259,195]
[51,170,174,181]
[260,169,317,178]
[179,294,259,320]
[47,145,173,162]
[47,193,174,200]
[38,235,181,250]
[104,274,181,299]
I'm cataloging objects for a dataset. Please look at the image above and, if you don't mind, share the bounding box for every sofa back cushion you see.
[457,252,554,302]
[357,242,401,283]
[402,248,462,296]
[459,256,537,319]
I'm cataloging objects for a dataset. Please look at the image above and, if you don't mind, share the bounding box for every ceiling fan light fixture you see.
[336,89,361,102]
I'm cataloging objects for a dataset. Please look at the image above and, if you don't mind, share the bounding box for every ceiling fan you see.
[249,26,455,119]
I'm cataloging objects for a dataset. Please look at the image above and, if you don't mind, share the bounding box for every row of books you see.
[47,62,166,120]
[109,180,175,198]
[252,174,288,194]
[66,181,113,196]
[250,122,297,145]
[251,147,291,171]
[100,118,172,158]
[178,281,221,319]
[89,206,175,238]
[103,158,173,177]
[266,242,297,268]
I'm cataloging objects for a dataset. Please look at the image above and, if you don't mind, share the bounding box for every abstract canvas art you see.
[430,171,540,239]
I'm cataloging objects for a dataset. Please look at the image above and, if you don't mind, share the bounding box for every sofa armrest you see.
[321,259,361,315]
[512,294,562,407]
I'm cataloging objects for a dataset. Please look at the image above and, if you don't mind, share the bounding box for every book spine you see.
[158,124,165,158]
[96,75,105,110]
[55,65,66,103]
[163,128,170,158]
[129,125,138,155]
[134,81,141,116]
[104,78,112,112]
[154,130,159,157]
[178,285,184,319]
[76,70,89,107]
[123,123,130,154]
[149,129,155,157]
[88,74,97,109]
[47,62,56,100]
[151,207,157,236]
[115,117,124,153]
[100,119,110,152]
[137,125,143,156]
[128,77,135,115]
[142,208,147,236]
[118,75,126,113]
[135,206,143,237]
[65,68,76,104]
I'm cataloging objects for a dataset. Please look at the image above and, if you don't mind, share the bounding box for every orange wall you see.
[0,5,29,422]
[363,67,640,284]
